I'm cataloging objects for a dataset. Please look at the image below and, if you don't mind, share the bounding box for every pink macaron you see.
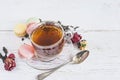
[26,23,38,35]
[18,44,35,59]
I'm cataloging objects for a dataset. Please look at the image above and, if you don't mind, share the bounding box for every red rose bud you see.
[71,32,82,43]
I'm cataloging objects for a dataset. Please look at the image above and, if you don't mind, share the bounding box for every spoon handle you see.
[37,62,69,80]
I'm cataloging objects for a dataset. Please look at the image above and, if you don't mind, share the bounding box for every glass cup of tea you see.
[30,21,65,61]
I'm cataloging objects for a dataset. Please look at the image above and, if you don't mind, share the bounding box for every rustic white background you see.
[0,0,120,30]
[0,0,120,80]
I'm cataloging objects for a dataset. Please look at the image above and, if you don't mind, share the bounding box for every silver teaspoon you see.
[37,50,89,80]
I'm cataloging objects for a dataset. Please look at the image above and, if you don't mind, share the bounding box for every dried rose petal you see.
[8,53,15,59]
[71,32,82,43]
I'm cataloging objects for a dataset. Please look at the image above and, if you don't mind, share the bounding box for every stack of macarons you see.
[14,17,41,37]
[14,17,41,59]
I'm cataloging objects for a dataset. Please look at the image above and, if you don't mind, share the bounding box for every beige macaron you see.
[14,23,27,37]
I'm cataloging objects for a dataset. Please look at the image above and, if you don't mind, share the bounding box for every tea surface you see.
[31,25,63,46]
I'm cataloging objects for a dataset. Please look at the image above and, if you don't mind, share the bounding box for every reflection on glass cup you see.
[30,21,65,61]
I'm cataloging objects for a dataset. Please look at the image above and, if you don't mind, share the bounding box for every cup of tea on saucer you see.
[30,21,65,62]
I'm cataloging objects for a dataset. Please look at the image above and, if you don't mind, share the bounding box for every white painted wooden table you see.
[0,0,120,80]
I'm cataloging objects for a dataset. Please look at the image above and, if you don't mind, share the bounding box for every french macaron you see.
[26,17,40,25]
[26,23,38,35]
[18,44,35,59]
[14,23,27,37]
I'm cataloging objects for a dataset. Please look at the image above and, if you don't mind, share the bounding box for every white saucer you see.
[25,43,76,70]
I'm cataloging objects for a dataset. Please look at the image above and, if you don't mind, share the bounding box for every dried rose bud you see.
[80,40,87,50]
[4,58,16,71]
[71,32,82,43]
[0,47,16,71]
